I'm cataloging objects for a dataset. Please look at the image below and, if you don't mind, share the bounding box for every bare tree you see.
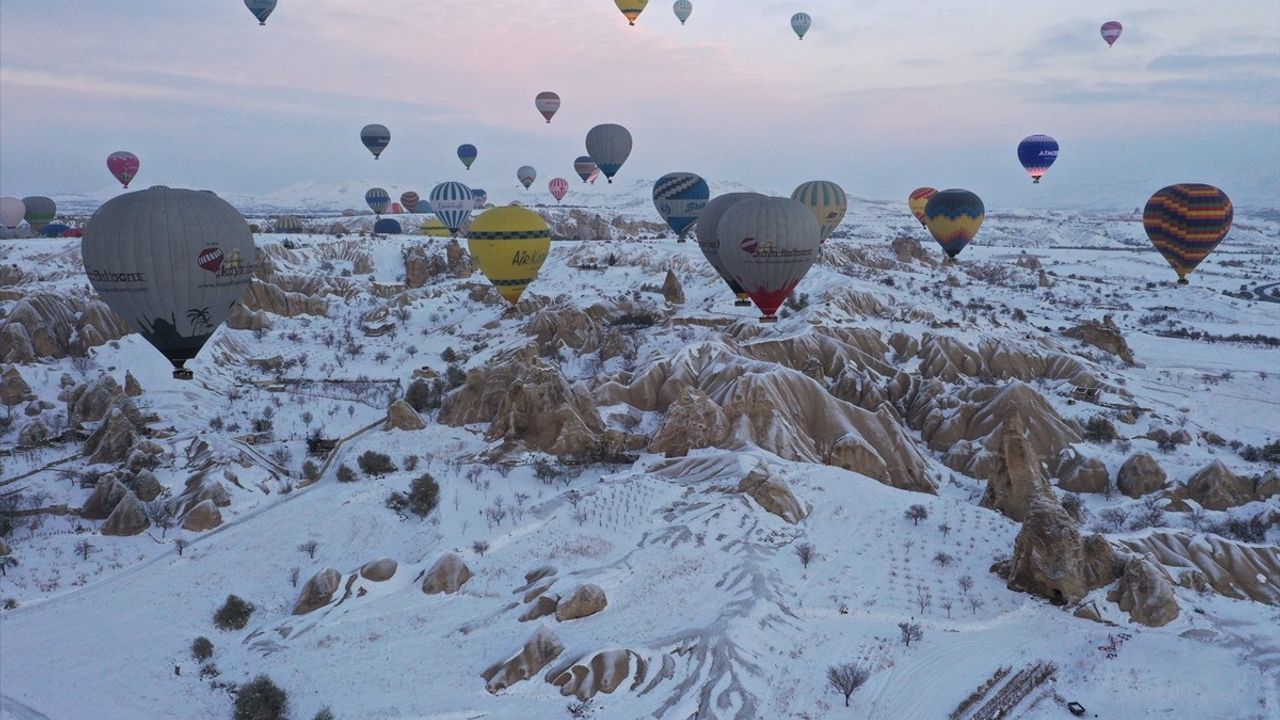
[904,504,929,526]
[1099,507,1129,532]
[74,539,96,560]
[940,598,954,618]
[794,542,816,569]
[826,662,871,707]
[898,621,924,647]
[932,551,955,567]
[958,575,975,596]
[472,540,490,557]
[0,555,19,576]
[967,596,985,615]
[174,538,190,557]
[1186,505,1208,532]
[297,540,319,559]
[145,500,175,539]
[289,567,301,587]
[915,585,933,615]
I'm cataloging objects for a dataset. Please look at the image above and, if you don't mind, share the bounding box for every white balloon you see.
[716,196,821,320]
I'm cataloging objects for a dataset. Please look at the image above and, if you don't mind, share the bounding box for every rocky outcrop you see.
[403,240,475,289]
[81,475,128,520]
[292,568,342,615]
[237,281,327,318]
[738,465,806,524]
[1117,453,1167,498]
[66,375,127,429]
[648,387,727,457]
[891,236,932,265]
[171,472,232,516]
[360,558,398,582]
[385,400,426,431]
[981,412,1058,522]
[1057,454,1110,494]
[0,293,130,362]
[1119,532,1280,605]
[1063,315,1135,365]
[18,418,50,447]
[1108,555,1179,627]
[127,469,163,502]
[1183,461,1253,510]
[519,594,560,622]
[83,408,138,464]
[123,372,143,397]
[930,382,1082,479]
[555,584,607,622]
[548,649,644,701]
[482,626,565,694]
[1006,495,1122,605]
[101,491,150,536]
[660,270,684,304]
[181,499,223,531]
[422,552,472,595]
[1,367,33,406]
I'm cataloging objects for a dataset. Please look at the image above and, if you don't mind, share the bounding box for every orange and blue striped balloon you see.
[923,189,984,260]
[1143,184,1232,283]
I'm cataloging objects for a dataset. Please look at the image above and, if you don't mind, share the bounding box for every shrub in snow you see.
[234,674,288,720]
[357,451,396,476]
[213,595,255,631]
[302,460,319,481]
[408,474,440,518]
[335,464,357,483]
[191,636,213,662]
[313,708,335,720]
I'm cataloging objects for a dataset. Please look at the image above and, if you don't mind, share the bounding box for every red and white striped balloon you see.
[549,178,569,203]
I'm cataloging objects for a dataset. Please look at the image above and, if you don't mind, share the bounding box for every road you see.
[1251,281,1280,304]
[0,694,53,720]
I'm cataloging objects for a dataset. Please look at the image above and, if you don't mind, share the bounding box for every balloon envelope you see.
[21,196,56,232]
[1017,134,1059,183]
[0,197,25,229]
[82,187,256,373]
[791,12,811,39]
[365,187,390,214]
[467,206,551,305]
[535,92,561,123]
[791,180,847,242]
[518,166,537,189]
[549,178,569,203]
[673,0,692,24]
[274,215,303,233]
[574,156,598,183]
[923,189,984,259]
[1101,21,1122,46]
[716,197,821,319]
[653,173,710,239]
[244,0,276,25]
[471,188,489,209]
[458,144,478,169]
[400,191,420,213]
[907,187,937,227]
[430,182,474,236]
[1143,184,1233,282]
[361,124,391,159]
[42,223,70,238]
[107,151,140,188]
[615,0,650,25]
[585,124,633,184]
[696,193,763,305]
[374,218,403,235]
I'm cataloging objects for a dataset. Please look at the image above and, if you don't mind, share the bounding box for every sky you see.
[1,0,1278,211]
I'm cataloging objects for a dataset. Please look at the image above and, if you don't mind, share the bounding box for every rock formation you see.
[0,293,130,362]
[123,371,143,397]
[648,387,727,457]
[293,568,343,615]
[555,584,607,621]
[83,408,138,464]
[1006,495,1122,604]
[182,500,223,531]
[385,400,426,431]
[548,649,643,701]
[980,412,1058,522]
[0,367,33,406]
[1063,315,1135,365]
[660,270,685,305]
[1056,453,1110,494]
[520,594,560,622]
[101,491,150,536]
[360,558,398,582]
[1116,453,1167,498]
[81,475,128,520]
[422,552,472,595]
[482,626,565,694]
[1118,531,1280,605]
[737,465,806,524]
[1183,461,1253,510]
[1108,555,1179,627]
[127,469,163,502]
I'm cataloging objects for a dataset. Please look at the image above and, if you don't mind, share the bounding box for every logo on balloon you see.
[198,247,225,273]
[741,237,758,255]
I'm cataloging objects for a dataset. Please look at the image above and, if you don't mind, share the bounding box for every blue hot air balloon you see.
[471,188,488,209]
[1017,134,1059,183]
[365,187,390,215]
[373,218,403,235]
[458,144,478,170]
[652,173,710,242]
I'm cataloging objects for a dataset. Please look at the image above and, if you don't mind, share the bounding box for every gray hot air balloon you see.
[696,192,763,307]
[585,124,633,184]
[716,196,821,322]
[21,196,56,233]
[361,123,391,159]
[0,197,25,229]
[244,0,277,25]
[82,187,257,379]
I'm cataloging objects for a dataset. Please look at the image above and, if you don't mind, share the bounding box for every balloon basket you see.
[172,368,194,381]
[1177,278,1189,286]
[734,300,752,307]
[759,315,778,324]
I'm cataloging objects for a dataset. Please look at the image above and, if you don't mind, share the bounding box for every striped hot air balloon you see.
[791,12,811,39]
[923,189,984,260]
[791,180,847,242]
[458,144,478,170]
[467,207,552,306]
[696,193,762,306]
[518,166,537,189]
[615,0,649,26]
[274,215,303,233]
[907,187,937,227]
[107,151,140,189]
[535,92,561,123]
[1101,21,1122,47]
[361,124,391,159]
[585,124,632,184]
[549,178,569,203]
[653,172,710,242]
[717,197,822,322]
[574,156,599,183]
[430,182,474,236]
[365,187,390,215]
[674,0,693,24]
[1017,134,1059,183]
[1143,184,1233,284]
[244,0,276,25]
[400,191,420,214]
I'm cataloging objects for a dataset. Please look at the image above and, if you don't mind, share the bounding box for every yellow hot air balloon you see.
[419,218,451,237]
[615,0,649,25]
[467,207,551,305]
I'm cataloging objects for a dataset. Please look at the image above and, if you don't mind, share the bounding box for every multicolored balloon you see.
[400,191,420,213]
[244,0,276,25]
[673,0,692,24]
[429,182,474,237]
[716,196,821,321]
[791,180,847,242]
[574,156,599,183]
[21,196,56,233]
[615,0,649,26]
[1017,134,1059,183]
[274,215,303,233]
[923,189,984,260]
[467,206,552,305]
[1143,184,1233,284]
[82,187,256,378]
[549,178,569,203]
[458,144,478,170]
[535,92,561,124]
[107,151,140,189]
[1101,21,1122,47]
[907,187,936,227]
[361,124,390,159]
[585,124,632,184]
[696,193,762,306]
[0,197,26,229]
[653,172,709,241]
[365,187,390,215]
[518,166,537,189]
[791,12,811,40]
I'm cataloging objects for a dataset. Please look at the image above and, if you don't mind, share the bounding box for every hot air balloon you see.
[467,206,551,305]
[471,188,489,209]
[274,215,303,233]
[585,124,632,184]
[458,144,478,170]
[366,187,390,215]
[549,178,570,203]
[791,12,811,39]
[1101,21,1122,47]
[923,189,984,261]
[361,124,391,159]
[390,203,404,214]
[791,181,847,242]
[535,92,561,123]
[420,218,451,237]
[653,172,710,242]
[616,0,649,25]
[574,156,599,183]
[518,166,538,189]
[429,182,474,236]
[1017,134,1059,183]
[107,151,140,189]
[673,0,692,24]
[244,0,276,25]
[1143,184,1232,284]
[907,187,937,228]
[43,223,71,238]
[696,193,764,307]
[82,187,256,379]
[21,197,56,233]
[374,218,403,235]
[401,191,420,214]
[717,197,821,322]
[0,197,24,229]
